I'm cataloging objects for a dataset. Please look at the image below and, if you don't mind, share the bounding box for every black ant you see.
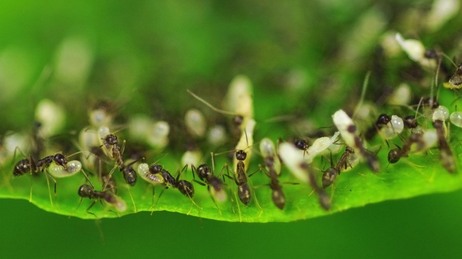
[13,153,67,176]
[232,149,251,205]
[101,133,124,168]
[294,138,309,152]
[348,124,380,172]
[193,163,227,203]
[388,131,433,164]
[77,183,126,214]
[322,147,355,188]
[119,160,138,186]
[148,163,194,198]
[264,166,285,210]
[300,162,331,210]
[260,138,285,210]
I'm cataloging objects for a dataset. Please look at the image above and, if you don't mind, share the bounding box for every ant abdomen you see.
[177,180,194,198]
[238,183,251,205]
[13,159,33,176]
[388,148,402,164]
[271,188,285,210]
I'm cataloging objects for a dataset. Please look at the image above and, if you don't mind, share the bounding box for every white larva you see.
[136,163,165,185]
[278,142,309,183]
[48,160,82,178]
[184,109,207,138]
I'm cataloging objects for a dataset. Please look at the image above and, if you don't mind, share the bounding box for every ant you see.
[78,183,127,214]
[387,130,437,164]
[101,133,124,168]
[300,162,331,210]
[294,138,309,152]
[148,163,195,198]
[322,146,356,188]
[193,163,227,203]
[260,138,285,210]
[278,142,330,210]
[13,153,68,176]
[119,161,138,186]
[99,127,138,186]
[231,149,252,205]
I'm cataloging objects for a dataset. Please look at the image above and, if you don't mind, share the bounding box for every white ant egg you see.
[379,115,404,139]
[181,149,202,168]
[388,83,411,106]
[147,121,170,150]
[89,109,112,128]
[450,111,462,128]
[432,105,449,122]
[207,125,227,147]
[184,109,207,138]
[35,99,66,138]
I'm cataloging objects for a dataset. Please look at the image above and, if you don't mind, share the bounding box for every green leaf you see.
[1,0,461,222]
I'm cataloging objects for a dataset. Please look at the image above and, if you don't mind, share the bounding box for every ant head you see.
[233,115,244,127]
[78,184,93,198]
[53,153,67,167]
[149,164,163,174]
[403,115,418,129]
[376,114,391,127]
[235,150,247,161]
[104,134,118,145]
[424,49,439,60]
[293,139,308,150]
[197,164,211,178]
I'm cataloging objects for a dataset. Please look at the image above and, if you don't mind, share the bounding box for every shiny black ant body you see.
[322,147,355,188]
[77,183,126,213]
[148,164,194,198]
[234,150,251,205]
[193,164,227,203]
[13,153,67,176]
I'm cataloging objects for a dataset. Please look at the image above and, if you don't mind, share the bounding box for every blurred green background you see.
[1,0,462,257]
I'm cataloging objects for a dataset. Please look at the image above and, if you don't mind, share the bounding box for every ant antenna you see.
[187,89,238,116]
[353,71,371,119]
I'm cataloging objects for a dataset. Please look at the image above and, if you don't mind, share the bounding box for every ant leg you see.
[43,172,55,207]
[86,200,97,217]
[127,187,137,213]
[150,187,165,215]
[306,166,331,210]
